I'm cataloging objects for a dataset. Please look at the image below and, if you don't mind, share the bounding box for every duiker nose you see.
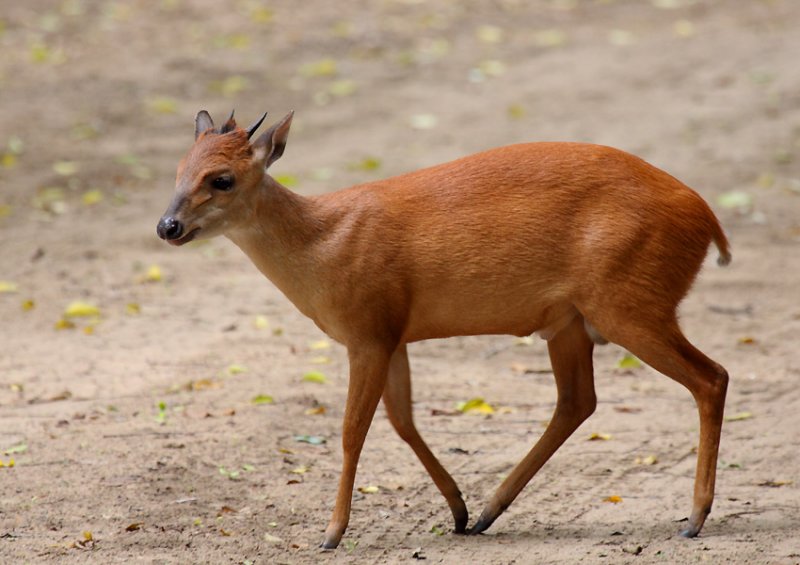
[157,216,184,240]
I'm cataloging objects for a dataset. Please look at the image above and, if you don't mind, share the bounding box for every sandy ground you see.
[1,1,799,563]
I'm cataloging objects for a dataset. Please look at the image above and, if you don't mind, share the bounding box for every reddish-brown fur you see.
[158,111,730,549]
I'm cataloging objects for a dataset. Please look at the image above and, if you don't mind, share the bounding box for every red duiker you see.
[157,110,730,549]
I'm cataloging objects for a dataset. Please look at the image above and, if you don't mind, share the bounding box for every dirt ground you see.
[1,1,799,563]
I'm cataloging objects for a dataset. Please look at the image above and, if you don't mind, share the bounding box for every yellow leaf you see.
[603,495,623,504]
[673,19,695,38]
[250,7,274,23]
[64,301,100,318]
[191,378,220,391]
[300,58,337,77]
[302,371,327,384]
[409,113,438,130]
[588,432,612,441]
[0,204,12,217]
[1,153,16,168]
[83,325,95,335]
[358,485,379,494]
[737,336,756,345]
[83,531,93,541]
[476,25,503,44]
[147,96,178,114]
[725,411,753,422]
[53,160,78,176]
[533,28,568,48]
[309,356,330,365]
[514,336,534,346]
[616,353,642,369]
[226,364,247,376]
[507,104,526,120]
[144,264,162,282]
[309,339,331,351]
[305,405,326,415]
[254,315,269,329]
[81,189,104,205]
[22,299,35,311]
[55,318,76,330]
[291,465,309,474]
[635,455,658,465]
[126,303,141,315]
[0,281,18,293]
[457,397,495,415]
[328,79,357,97]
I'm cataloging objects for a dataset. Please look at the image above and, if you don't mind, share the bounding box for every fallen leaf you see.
[725,411,753,422]
[125,303,141,315]
[507,104,526,120]
[300,58,337,77]
[717,190,752,210]
[616,353,642,370]
[309,356,330,365]
[430,524,445,536]
[302,371,327,384]
[125,523,142,532]
[588,432,612,441]
[635,455,658,465]
[81,189,104,205]
[3,443,27,456]
[476,25,504,44]
[54,318,76,330]
[274,174,298,187]
[144,264,162,282]
[53,160,78,176]
[603,495,623,504]
[147,97,178,114]
[64,301,100,318]
[251,394,274,405]
[358,485,379,494]
[349,156,382,172]
[305,405,326,415]
[0,281,18,293]
[254,315,269,329]
[613,406,642,413]
[264,532,284,544]
[673,19,695,37]
[456,397,495,415]
[737,336,756,345]
[757,479,792,488]
[533,28,567,47]
[226,364,247,376]
[309,339,331,350]
[294,434,326,445]
[291,465,309,474]
[409,113,438,130]
[220,528,233,537]
[328,79,357,97]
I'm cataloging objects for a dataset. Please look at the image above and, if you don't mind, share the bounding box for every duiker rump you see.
[157,110,730,549]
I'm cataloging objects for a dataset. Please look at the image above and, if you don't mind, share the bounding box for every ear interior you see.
[252,111,295,169]
[195,110,215,139]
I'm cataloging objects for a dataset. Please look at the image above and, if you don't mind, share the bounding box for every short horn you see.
[245,111,268,140]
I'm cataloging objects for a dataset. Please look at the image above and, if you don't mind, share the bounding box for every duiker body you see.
[157,110,730,549]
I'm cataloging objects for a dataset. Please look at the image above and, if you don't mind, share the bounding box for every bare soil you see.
[1,1,799,563]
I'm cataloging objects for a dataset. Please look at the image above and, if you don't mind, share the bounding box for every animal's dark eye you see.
[211,175,234,191]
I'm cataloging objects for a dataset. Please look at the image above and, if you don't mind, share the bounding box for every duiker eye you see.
[211,175,234,191]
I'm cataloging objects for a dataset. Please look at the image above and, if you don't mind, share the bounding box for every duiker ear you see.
[252,111,294,169]
[219,109,237,134]
[195,110,215,139]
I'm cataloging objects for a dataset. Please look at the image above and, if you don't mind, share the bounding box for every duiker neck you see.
[225,175,327,301]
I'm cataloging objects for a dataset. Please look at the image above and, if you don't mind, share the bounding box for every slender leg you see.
[470,314,596,534]
[605,319,728,537]
[321,343,393,549]
[383,344,469,533]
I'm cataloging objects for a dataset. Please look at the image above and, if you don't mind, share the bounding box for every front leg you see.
[321,342,393,549]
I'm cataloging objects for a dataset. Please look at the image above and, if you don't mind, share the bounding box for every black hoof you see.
[467,514,496,536]
[320,540,338,550]
[454,512,469,534]
[679,526,700,538]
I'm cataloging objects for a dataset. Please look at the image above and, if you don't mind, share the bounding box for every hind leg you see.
[383,344,469,533]
[469,314,596,534]
[597,315,728,537]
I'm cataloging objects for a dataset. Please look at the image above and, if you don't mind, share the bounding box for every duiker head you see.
[156,110,293,245]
